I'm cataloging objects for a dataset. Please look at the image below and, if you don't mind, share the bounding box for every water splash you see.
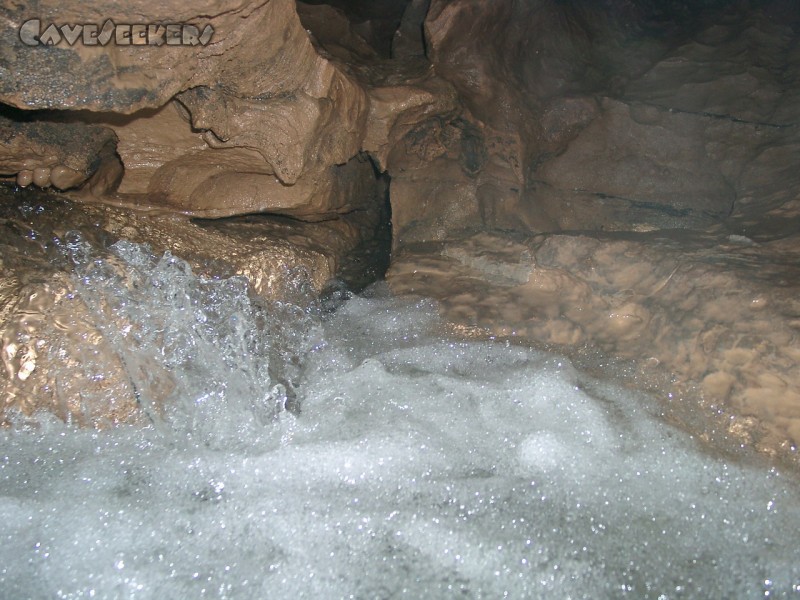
[3,232,304,447]
[1,253,799,597]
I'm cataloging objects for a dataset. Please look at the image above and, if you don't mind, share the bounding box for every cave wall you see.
[4,0,799,239]
[416,0,800,235]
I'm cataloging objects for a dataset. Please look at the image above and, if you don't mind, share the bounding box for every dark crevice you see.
[333,169,392,293]
[299,0,413,58]
[191,170,393,296]
[624,100,795,128]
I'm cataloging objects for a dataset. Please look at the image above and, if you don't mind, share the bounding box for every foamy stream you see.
[1,236,799,599]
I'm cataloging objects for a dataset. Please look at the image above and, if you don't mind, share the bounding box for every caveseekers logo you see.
[19,19,214,47]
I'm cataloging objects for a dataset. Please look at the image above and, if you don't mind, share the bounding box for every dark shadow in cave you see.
[191,157,393,305]
[299,0,412,57]
[333,162,392,292]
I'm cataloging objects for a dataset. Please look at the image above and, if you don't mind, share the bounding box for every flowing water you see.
[0,210,799,598]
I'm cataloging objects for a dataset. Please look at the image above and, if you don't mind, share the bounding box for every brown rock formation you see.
[0,0,372,207]
[384,0,800,463]
[389,229,800,457]
[0,109,122,193]
[0,185,369,425]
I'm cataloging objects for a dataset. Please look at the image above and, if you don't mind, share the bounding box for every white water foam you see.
[1,242,799,598]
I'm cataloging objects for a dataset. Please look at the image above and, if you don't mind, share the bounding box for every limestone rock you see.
[99,103,208,195]
[388,229,800,461]
[1,0,323,113]
[300,0,412,58]
[0,0,462,226]
[0,112,121,192]
[296,2,381,63]
[392,0,431,59]
[363,72,459,172]
[1,0,371,190]
[175,73,367,186]
[0,184,380,425]
[534,98,739,224]
[148,150,382,220]
[408,0,800,238]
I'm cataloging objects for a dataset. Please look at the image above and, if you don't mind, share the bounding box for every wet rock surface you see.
[0,186,386,425]
[389,230,800,464]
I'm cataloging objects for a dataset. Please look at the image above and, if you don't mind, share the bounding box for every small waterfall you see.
[3,231,316,448]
